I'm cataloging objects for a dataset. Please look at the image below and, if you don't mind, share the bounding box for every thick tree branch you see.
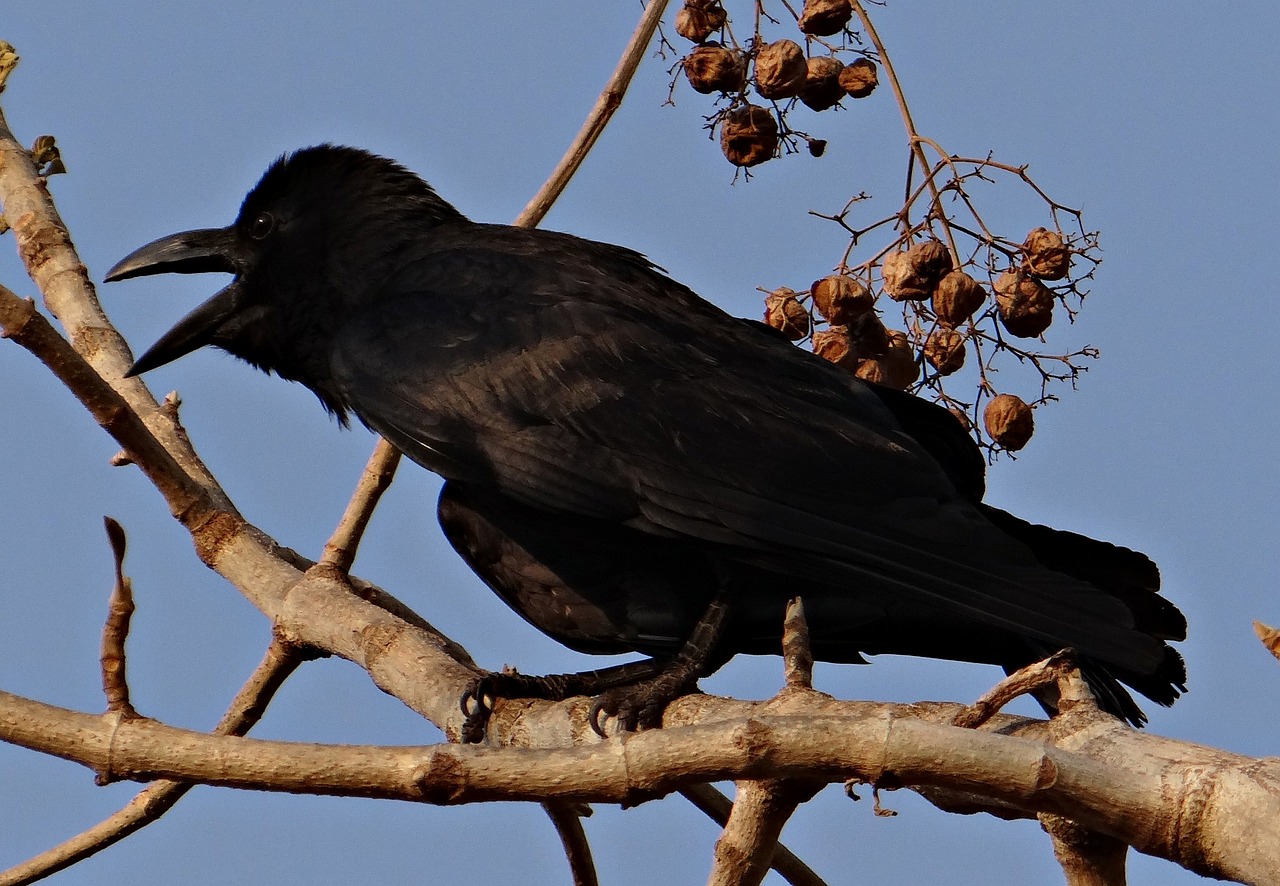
[0,638,306,886]
[0,684,1276,883]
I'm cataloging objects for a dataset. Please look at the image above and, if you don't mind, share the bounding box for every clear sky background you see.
[1,4,1277,884]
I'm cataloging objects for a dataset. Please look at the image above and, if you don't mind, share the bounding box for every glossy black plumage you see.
[106,145,1186,726]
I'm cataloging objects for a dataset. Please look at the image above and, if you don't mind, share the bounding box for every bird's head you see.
[105,145,465,380]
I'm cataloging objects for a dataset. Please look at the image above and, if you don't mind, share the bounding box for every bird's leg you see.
[460,658,665,743]
[588,592,731,736]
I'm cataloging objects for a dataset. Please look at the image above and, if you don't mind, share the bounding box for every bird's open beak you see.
[104,227,244,377]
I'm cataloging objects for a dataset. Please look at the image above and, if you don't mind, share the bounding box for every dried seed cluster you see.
[671,1,878,169]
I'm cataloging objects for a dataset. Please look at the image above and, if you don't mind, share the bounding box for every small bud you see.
[931,269,986,328]
[797,0,853,36]
[923,328,966,375]
[684,43,747,94]
[838,58,878,98]
[810,275,874,325]
[994,270,1054,338]
[675,1,727,43]
[983,393,1035,450]
[1022,227,1071,280]
[720,104,778,167]
[753,40,808,100]
[764,288,810,340]
[882,240,951,301]
[799,56,845,111]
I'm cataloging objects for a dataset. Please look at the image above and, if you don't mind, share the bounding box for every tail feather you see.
[982,504,1187,726]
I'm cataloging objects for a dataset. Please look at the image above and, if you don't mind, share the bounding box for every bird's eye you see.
[248,211,275,240]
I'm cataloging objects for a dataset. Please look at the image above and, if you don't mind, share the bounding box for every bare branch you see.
[952,651,1081,730]
[0,687,1274,882]
[708,779,821,886]
[514,0,671,228]
[680,784,827,886]
[781,597,813,690]
[541,801,599,886]
[320,439,402,572]
[1040,814,1129,886]
[0,638,306,886]
[99,517,137,720]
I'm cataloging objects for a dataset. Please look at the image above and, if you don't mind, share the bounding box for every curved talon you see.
[588,700,611,737]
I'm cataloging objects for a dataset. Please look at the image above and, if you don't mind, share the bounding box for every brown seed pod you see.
[994,270,1054,337]
[882,240,951,301]
[1022,227,1071,280]
[812,326,858,369]
[838,58,878,98]
[719,104,778,167]
[857,329,917,389]
[797,0,853,36]
[931,269,986,328]
[753,40,808,100]
[983,393,1035,450]
[763,287,810,340]
[684,43,747,94]
[810,274,873,325]
[675,1,727,43]
[923,328,966,376]
[799,56,845,111]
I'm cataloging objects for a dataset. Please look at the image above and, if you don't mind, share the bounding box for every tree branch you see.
[0,638,307,886]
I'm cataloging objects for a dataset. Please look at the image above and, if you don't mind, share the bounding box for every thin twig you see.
[542,801,599,886]
[849,1,959,264]
[0,638,307,886]
[99,517,138,719]
[320,439,402,573]
[514,0,672,229]
[781,597,813,689]
[952,651,1079,730]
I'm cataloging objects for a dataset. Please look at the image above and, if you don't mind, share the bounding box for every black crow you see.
[106,145,1186,736]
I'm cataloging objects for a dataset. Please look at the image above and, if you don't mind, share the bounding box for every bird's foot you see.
[460,670,578,743]
[460,659,666,743]
[588,667,701,737]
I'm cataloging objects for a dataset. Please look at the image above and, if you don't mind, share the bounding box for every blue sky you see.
[1,4,1277,884]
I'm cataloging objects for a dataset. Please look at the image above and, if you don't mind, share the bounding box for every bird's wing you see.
[328,233,1163,672]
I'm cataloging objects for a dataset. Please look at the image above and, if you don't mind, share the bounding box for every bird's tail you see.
[981,504,1188,726]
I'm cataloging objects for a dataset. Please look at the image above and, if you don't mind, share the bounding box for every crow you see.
[106,145,1186,736]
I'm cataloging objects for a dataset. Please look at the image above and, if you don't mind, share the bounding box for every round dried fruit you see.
[797,0,853,36]
[810,274,873,324]
[812,326,858,369]
[983,393,1035,450]
[994,270,1054,337]
[882,239,951,301]
[675,1,727,43]
[1022,227,1071,280]
[753,40,808,100]
[684,43,746,94]
[838,58,878,98]
[882,329,920,388]
[923,328,966,375]
[763,287,810,340]
[932,269,986,328]
[720,104,778,167]
[799,56,844,111]
[857,330,917,389]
